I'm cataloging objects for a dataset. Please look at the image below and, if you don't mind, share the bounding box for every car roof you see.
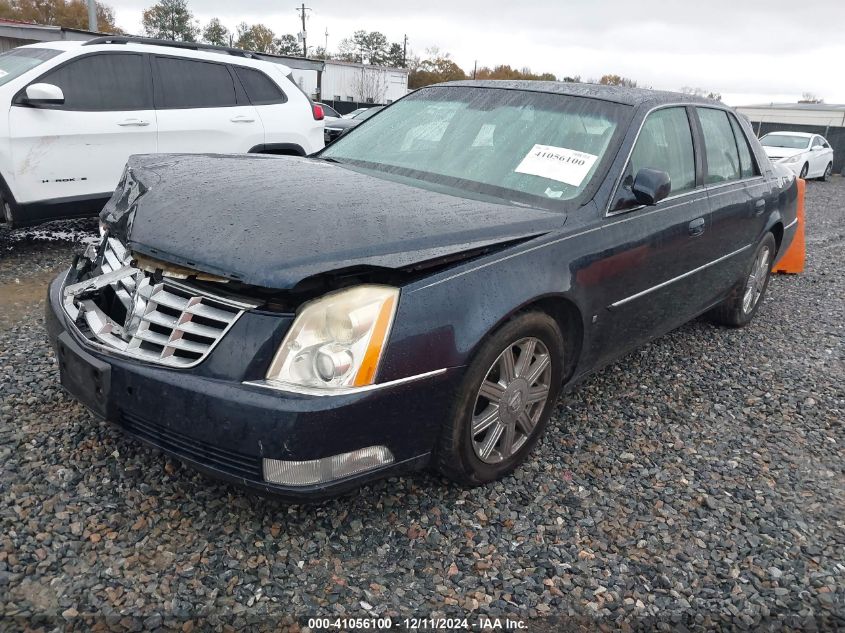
[434,80,719,107]
[762,131,815,138]
[19,39,291,73]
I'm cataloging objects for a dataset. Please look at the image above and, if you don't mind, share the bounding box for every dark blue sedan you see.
[46,81,800,500]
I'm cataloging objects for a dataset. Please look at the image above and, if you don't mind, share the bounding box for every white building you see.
[289,60,410,107]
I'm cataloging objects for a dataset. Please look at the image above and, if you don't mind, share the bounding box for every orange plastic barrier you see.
[774,177,806,274]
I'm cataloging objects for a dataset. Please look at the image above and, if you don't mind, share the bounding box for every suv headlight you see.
[265,285,399,391]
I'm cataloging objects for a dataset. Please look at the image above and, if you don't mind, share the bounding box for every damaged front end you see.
[61,235,257,368]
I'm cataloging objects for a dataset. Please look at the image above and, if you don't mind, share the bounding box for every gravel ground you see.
[0,182,843,632]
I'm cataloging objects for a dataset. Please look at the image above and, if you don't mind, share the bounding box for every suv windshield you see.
[0,48,62,88]
[321,86,630,207]
[760,134,810,149]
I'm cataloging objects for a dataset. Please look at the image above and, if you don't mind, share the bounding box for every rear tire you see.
[435,311,565,486]
[817,162,832,182]
[707,233,776,328]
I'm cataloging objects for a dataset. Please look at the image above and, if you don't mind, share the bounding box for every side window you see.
[728,114,758,179]
[698,108,741,183]
[233,66,286,105]
[812,136,823,148]
[155,57,237,108]
[36,53,149,111]
[610,107,695,212]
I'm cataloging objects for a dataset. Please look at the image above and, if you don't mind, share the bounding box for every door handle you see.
[117,118,150,127]
[688,217,705,237]
[230,115,255,123]
[753,199,766,215]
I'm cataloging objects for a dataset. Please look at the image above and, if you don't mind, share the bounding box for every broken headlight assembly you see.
[265,285,399,392]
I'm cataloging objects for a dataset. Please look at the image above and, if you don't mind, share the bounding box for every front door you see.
[9,52,156,216]
[584,106,715,366]
[152,55,264,154]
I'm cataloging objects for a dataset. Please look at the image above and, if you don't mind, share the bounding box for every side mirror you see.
[810,145,822,152]
[23,83,64,106]
[632,168,671,206]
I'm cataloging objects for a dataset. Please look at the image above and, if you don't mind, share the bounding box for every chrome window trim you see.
[609,243,752,309]
[606,103,768,217]
[244,368,449,397]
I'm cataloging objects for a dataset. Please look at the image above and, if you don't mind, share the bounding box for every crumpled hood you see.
[101,154,565,289]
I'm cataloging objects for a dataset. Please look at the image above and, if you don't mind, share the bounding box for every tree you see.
[336,30,390,64]
[202,17,229,46]
[562,75,581,83]
[799,92,824,104]
[475,64,556,81]
[409,52,466,89]
[353,67,387,103]
[2,0,119,32]
[311,46,329,60]
[679,86,721,101]
[385,42,404,67]
[599,74,637,87]
[234,22,276,53]
[142,0,198,41]
[275,33,301,56]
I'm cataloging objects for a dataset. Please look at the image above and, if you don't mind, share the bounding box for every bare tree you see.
[352,66,387,103]
[799,92,824,104]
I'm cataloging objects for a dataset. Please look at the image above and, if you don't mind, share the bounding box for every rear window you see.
[234,66,286,105]
[155,57,237,108]
[0,48,61,87]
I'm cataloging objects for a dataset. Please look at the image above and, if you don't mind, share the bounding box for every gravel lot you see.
[1,181,843,631]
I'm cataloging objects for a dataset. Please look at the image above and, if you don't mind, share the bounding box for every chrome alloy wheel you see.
[742,245,771,314]
[470,337,553,464]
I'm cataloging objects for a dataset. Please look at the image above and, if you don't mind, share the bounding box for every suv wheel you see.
[435,311,565,485]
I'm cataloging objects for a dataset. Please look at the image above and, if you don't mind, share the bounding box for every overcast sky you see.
[108,0,844,107]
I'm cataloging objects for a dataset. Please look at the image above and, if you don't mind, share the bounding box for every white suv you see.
[0,37,325,227]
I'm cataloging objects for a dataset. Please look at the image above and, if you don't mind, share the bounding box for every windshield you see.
[0,48,62,88]
[760,134,810,150]
[321,86,630,207]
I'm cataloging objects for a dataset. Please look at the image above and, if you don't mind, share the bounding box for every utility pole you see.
[296,3,311,58]
[86,0,97,32]
[402,34,408,68]
[324,27,328,55]
[472,60,477,79]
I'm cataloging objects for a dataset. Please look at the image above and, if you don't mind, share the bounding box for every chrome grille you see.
[62,238,256,368]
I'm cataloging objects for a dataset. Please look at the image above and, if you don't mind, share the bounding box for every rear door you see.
[695,107,771,292]
[587,105,714,365]
[152,55,264,153]
[8,52,156,210]
[810,135,833,177]
[231,65,299,150]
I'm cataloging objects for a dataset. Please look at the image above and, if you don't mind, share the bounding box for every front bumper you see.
[46,272,461,500]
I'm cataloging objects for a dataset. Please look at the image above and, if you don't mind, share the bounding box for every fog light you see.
[262,446,394,486]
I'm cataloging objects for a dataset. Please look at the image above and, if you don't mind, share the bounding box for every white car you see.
[0,36,325,227]
[759,131,834,181]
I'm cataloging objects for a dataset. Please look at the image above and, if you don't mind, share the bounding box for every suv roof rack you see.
[83,36,261,59]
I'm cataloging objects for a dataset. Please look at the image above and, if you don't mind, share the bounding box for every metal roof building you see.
[735,102,845,174]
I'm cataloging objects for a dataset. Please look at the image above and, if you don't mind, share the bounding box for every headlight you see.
[265,285,399,390]
[784,155,801,164]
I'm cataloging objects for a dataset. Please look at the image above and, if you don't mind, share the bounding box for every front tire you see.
[708,233,776,327]
[435,311,565,485]
[799,163,809,179]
